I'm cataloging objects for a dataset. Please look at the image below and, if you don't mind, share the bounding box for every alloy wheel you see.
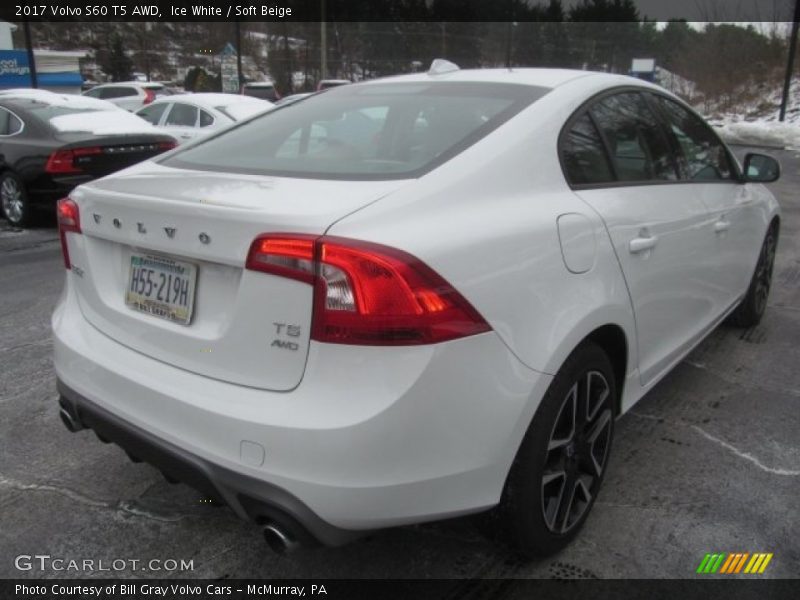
[1,177,23,224]
[541,370,613,534]
[754,232,776,317]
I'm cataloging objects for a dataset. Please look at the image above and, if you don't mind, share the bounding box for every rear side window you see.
[165,103,198,127]
[0,107,22,135]
[137,103,168,125]
[655,97,733,181]
[561,114,614,185]
[165,82,550,180]
[590,92,678,182]
[8,112,22,134]
[243,85,278,101]
[104,87,138,99]
[199,109,215,127]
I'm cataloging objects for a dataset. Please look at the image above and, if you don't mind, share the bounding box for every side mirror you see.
[742,153,780,183]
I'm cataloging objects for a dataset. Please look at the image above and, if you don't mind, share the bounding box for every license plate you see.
[125,254,197,325]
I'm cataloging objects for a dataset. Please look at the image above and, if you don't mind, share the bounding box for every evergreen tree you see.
[100,33,133,82]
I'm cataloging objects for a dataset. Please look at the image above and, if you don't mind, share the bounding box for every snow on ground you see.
[713,120,800,149]
[702,76,800,149]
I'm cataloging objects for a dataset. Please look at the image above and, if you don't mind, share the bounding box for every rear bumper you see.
[52,275,551,542]
[57,380,354,546]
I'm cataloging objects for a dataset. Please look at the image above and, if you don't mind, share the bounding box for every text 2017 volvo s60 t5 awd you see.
[53,64,780,556]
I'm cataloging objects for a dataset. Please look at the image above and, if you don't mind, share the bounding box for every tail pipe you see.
[262,523,301,554]
[58,396,85,432]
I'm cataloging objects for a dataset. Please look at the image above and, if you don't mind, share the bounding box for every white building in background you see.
[0,21,16,50]
[0,20,87,94]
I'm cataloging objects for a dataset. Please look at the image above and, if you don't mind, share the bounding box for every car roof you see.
[143,93,270,110]
[360,67,648,91]
[94,81,164,88]
[0,93,119,112]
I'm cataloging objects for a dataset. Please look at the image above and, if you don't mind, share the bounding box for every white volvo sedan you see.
[52,63,780,557]
[135,93,273,144]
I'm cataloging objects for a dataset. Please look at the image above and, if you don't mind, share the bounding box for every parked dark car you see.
[241,81,281,102]
[0,95,177,227]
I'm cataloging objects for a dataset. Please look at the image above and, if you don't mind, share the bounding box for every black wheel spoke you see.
[556,472,579,533]
[585,409,612,477]
[541,369,612,534]
[547,384,576,451]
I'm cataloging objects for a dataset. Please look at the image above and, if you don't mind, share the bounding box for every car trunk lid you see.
[67,161,407,391]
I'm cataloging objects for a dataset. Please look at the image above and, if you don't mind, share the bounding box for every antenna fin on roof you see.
[428,59,460,76]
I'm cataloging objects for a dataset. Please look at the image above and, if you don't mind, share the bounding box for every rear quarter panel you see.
[328,76,639,388]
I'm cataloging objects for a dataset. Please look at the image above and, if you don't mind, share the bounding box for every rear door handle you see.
[629,235,658,254]
[714,219,731,233]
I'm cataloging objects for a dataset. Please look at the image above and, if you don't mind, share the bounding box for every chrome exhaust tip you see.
[263,523,300,554]
[59,406,84,433]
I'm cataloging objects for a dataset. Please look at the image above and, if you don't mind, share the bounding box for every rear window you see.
[164,82,549,180]
[242,85,278,101]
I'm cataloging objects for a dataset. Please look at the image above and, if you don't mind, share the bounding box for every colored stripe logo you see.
[696,553,773,574]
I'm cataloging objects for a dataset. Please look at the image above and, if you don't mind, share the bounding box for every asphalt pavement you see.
[0,147,798,580]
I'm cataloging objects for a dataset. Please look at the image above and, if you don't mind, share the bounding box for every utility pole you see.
[235,20,243,91]
[505,0,514,68]
[779,0,800,122]
[23,21,38,88]
[321,0,328,79]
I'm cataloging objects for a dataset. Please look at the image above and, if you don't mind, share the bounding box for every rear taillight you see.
[157,140,178,152]
[143,88,155,104]
[57,198,81,269]
[45,146,102,174]
[246,234,491,346]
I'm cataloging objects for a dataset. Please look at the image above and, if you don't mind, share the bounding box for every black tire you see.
[499,341,616,557]
[728,224,778,328]
[0,171,33,228]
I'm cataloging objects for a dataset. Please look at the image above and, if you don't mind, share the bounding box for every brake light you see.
[57,198,81,269]
[157,140,178,151]
[143,88,155,104]
[45,146,102,174]
[246,234,491,346]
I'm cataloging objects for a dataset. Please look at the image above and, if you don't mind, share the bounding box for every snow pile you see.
[50,111,158,136]
[0,88,119,111]
[702,76,800,149]
[713,121,800,149]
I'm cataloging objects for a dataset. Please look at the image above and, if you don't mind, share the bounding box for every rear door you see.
[103,86,141,111]
[563,90,717,385]
[651,94,763,308]
[162,102,201,143]
[136,102,170,127]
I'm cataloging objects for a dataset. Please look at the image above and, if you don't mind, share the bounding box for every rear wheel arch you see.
[584,324,628,415]
[769,215,780,237]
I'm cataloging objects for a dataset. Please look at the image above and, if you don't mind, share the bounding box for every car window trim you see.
[585,89,680,184]
[137,102,170,126]
[0,106,25,137]
[645,91,743,183]
[558,85,741,190]
[198,108,216,128]
[164,102,200,128]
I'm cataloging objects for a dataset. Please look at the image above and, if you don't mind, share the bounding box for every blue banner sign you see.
[0,50,32,87]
